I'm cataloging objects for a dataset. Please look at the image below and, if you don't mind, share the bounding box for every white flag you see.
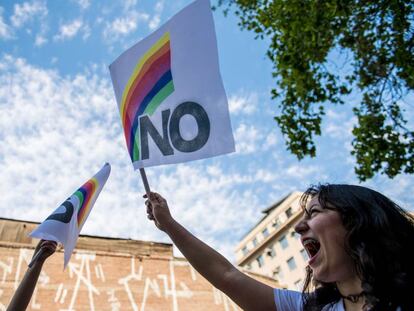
[30,163,111,268]
[109,0,234,169]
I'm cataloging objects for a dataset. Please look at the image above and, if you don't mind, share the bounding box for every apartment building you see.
[235,191,308,290]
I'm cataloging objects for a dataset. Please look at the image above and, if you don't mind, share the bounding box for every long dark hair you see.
[300,184,414,311]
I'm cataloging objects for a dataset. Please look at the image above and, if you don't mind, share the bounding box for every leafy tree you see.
[216,0,414,181]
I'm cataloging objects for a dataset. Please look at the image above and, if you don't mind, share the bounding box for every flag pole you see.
[139,168,151,197]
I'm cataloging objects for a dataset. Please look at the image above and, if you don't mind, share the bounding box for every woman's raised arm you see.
[145,192,276,311]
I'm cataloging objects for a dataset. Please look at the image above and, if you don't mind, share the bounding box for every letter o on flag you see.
[169,101,210,153]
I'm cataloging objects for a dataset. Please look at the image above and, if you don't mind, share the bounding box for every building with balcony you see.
[235,191,308,290]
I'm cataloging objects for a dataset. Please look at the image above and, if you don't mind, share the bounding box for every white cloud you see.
[109,16,136,35]
[54,19,84,41]
[254,169,278,183]
[155,1,164,12]
[148,1,164,30]
[263,132,278,150]
[229,93,258,115]
[74,0,90,10]
[123,0,138,11]
[148,15,161,31]
[103,11,149,42]
[34,34,47,46]
[285,164,318,178]
[325,109,356,140]
[0,7,13,39]
[0,55,122,223]
[11,0,47,28]
[234,123,262,154]
[82,23,91,40]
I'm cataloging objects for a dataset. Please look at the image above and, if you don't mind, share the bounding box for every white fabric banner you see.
[109,0,234,169]
[30,163,111,268]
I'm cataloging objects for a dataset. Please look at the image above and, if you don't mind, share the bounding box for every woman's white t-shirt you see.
[274,288,403,311]
[274,289,345,311]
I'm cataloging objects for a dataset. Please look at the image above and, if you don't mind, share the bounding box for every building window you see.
[285,207,293,218]
[287,257,297,271]
[279,235,289,249]
[266,245,276,258]
[262,227,269,238]
[242,246,249,256]
[300,248,308,261]
[252,237,258,248]
[290,230,300,239]
[256,255,264,268]
[272,218,281,229]
[273,266,283,279]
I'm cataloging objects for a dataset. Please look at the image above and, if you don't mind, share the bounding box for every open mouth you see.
[303,238,320,259]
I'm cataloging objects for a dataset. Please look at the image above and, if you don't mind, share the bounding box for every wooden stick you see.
[139,168,151,197]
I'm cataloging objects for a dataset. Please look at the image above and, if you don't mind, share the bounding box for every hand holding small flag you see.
[28,240,57,268]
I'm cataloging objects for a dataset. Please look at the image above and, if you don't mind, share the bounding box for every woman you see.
[145,184,414,310]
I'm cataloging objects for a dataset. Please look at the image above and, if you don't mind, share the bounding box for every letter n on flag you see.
[30,163,111,268]
[109,0,235,169]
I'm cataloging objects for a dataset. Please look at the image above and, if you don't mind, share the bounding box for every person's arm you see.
[7,240,57,311]
[145,192,276,311]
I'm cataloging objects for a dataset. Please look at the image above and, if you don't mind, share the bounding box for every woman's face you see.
[294,195,356,283]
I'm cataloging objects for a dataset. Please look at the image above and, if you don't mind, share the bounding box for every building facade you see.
[0,217,280,311]
[235,192,308,290]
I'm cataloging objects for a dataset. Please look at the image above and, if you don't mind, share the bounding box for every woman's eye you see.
[309,209,320,216]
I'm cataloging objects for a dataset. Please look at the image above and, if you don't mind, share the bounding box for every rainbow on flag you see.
[120,32,174,162]
[30,163,111,268]
[75,176,98,230]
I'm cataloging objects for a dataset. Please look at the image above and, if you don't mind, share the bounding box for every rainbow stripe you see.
[74,178,98,229]
[120,32,175,162]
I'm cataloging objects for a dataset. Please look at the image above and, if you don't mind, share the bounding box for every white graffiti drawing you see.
[0,257,13,284]
[140,278,161,311]
[60,252,100,311]
[107,289,121,311]
[118,257,143,311]
[14,249,48,310]
[0,289,6,311]
[173,260,197,281]
[94,263,105,282]
[212,287,240,311]
[157,275,193,299]
[157,260,196,311]
[55,283,68,304]
[118,258,199,311]
[170,260,195,297]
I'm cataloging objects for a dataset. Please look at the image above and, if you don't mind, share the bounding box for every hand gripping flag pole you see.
[29,163,111,269]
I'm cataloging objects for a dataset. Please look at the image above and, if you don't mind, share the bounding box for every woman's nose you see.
[294,217,308,235]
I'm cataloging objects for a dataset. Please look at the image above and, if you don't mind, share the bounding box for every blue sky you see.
[0,0,413,261]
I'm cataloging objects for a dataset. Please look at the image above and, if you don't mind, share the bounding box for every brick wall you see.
[0,218,279,310]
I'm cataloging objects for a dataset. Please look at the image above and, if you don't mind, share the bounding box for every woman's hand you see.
[30,240,57,267]
[144,192,174,232]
